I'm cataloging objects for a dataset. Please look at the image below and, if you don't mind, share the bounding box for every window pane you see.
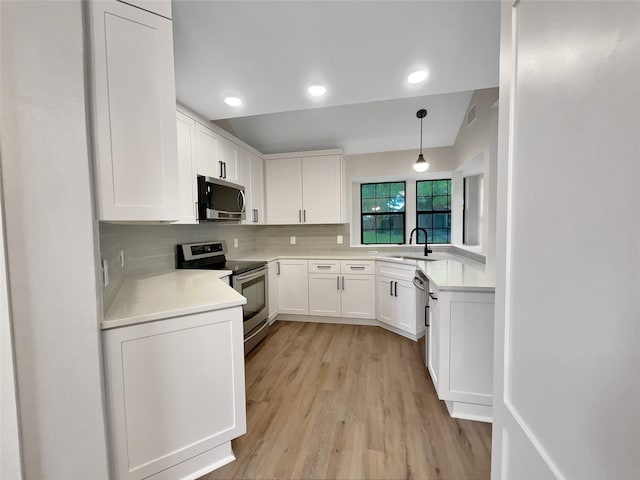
[433,179,450,195]
[376,231,390,243]
[433,195,449,211]
[417,197,432,211]
[417,214,432,229]
[417,181,432,196]
[390,229,404,243]
[362,231,376,244]
[434,213,449,229]
[389,182,405,197]
[362,214,375,230]
[361,184,376,199]
[376,183,389,198]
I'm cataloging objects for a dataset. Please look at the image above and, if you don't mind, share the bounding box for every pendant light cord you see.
[420,116,423,154]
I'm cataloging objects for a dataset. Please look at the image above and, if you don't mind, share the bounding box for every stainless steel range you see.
[176,241,269,355]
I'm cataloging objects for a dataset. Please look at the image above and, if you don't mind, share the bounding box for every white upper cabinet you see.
[88,0,178,221]
[174,111,197,224]
[264,151,343,225]
[240,151,265,225]
[118,0,172,18]
[194,122,221,179]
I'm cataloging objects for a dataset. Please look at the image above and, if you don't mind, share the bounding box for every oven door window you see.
[239,275,266,322]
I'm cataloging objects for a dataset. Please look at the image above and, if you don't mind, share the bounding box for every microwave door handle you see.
[238,190,246,212]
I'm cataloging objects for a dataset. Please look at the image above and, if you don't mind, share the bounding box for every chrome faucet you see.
[409,227,433,256]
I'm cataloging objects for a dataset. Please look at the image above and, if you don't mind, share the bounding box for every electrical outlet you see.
[102,259,109,287]
[290,236,296,245]
[337,235,343,244]
[119,250,125,268]
[233,238,238,248]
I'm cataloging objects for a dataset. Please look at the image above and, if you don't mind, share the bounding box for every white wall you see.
[1,2,110,478]
[492,2,640,479]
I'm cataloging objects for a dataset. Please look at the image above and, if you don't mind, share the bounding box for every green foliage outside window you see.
[416,179,451,244]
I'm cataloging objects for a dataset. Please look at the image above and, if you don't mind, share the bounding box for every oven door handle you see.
[233,266,267,283]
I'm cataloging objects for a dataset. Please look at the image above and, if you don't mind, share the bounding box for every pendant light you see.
[414,109,429,172]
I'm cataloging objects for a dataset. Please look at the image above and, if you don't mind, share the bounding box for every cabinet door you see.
[89,0,178,221]
[277,260,308,314]
[195,122,220,179]
[265,158,302,224]
[308,274,341,317]
[301,155,342,224]
[102,308,246,480]
[219,138,238,182]
[267,261,279,322]
[376,276,395,326]
[395,279,417,334]
[427,293,441,396]
[174,111,197,224]
[341,274,375,319]
[237,149,252,225]
[249,154,264,224]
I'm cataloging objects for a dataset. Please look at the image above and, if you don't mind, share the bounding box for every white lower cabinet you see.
[308,260,375,319]
[102,308,246,479]
[277,259,309,315]
[427,284,495,422]
[375,261,420,337]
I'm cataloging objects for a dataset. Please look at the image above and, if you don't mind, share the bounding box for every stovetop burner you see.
[176,241,266,276]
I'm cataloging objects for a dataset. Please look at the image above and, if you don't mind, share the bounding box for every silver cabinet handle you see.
[276,261,280,275]
[303,209,307,222]
[219,160,224,178]
[389,280,393,296]
[341,276,345,290]
[223,161,227,178]
[317,265,331,270]
[298,210,302,223]
[350,266,365,270]
[337,276,340,290]
[429,292,438,301]
[394,281,398,297]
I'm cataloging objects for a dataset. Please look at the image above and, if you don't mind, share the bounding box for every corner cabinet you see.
[102,307,246,479]
[277,259,309,314]
[87,0,179,221]
[375,261,420,338]
[264,150,343,224]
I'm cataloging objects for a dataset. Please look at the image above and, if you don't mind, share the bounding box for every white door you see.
[376,276,395,326]
[194,122,220,178]
[277,260,308,315]
[175,111,197,224]
[250,154,264,224]
[219,138,238,182]
[308,274,341,317]
[341,274,375,319]
[237,149,252,225]
[492,2,640,479]
[301,155,342,224]
[395,279,416,334]
[265,158,302,224]
[267,261,279,322]
[89,0,178,221]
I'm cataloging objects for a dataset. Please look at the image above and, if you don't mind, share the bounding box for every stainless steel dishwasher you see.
[414,270,429,366]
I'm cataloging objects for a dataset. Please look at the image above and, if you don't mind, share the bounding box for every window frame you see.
[415,179,452,245]
[360,181,406,245]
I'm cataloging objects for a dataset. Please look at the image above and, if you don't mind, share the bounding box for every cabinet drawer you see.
[340,260,375,274]
[376,261,415,281]
[308,259,340,273]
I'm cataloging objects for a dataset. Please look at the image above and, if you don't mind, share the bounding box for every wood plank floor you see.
[201,321,491,480]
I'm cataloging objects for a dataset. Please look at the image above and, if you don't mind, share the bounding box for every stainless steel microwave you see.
[197,175,246,221]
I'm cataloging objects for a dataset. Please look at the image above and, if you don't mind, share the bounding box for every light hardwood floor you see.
[202,321,491,480]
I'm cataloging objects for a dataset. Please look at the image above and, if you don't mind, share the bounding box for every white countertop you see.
[419,259,494,292]
[237,251,494,291]
[102,270,246,330]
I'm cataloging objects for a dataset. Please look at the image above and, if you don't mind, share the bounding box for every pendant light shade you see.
[414,109,430,173]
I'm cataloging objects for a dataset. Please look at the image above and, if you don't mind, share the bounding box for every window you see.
[361,182,405,244]
[416,179,451,244]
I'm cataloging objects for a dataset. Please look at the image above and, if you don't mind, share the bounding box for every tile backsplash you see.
[99,221,447,314]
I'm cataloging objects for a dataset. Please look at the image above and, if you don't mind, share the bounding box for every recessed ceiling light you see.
[224,96,242,107]
[407,70,429,84]
[308,85,327,97]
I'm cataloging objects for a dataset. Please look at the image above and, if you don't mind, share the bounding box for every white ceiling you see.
[172,0,500,155]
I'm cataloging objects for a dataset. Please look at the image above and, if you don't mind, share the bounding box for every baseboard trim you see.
[275,314,424,342]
